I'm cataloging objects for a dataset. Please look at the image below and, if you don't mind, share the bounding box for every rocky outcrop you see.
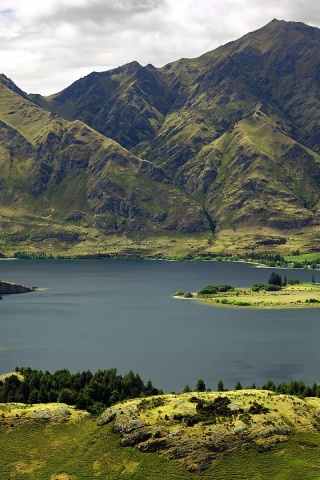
[97,391,320,473]
[0,281,36,294]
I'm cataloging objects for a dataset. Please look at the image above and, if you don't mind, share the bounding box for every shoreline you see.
[0,255,319,271]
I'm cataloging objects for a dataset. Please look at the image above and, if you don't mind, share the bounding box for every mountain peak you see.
[0,73,31,101]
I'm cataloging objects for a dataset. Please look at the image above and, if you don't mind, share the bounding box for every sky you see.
[1,0,320,96]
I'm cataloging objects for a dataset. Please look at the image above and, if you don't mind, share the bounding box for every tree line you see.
[2,367,320,415]
[188,378,320,398]
[0,367,161,415]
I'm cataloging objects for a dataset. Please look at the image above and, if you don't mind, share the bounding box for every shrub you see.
[174,290,184,296]
[248,401,269,414]
[217,284,234,292]
[189,396,199,403]
[198,285,218,295]
[197,284,234,295]
[252,283,266,292]
[184,292,193,298]
[265,284,281,291]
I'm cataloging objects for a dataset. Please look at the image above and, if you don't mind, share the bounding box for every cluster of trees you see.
[242,252,285,266]
[0,367,162,414]
[261,379,320,397]
[186,378,320,399]
[252,272,302,292]
[197,284,234,295]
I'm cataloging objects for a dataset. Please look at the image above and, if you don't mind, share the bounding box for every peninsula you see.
[0,281,36,298]
[175,273,320,308]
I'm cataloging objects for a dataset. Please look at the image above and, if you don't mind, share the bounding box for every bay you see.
[0,259,319,392]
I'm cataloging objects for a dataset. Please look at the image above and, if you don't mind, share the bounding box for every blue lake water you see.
[0,259,319,392]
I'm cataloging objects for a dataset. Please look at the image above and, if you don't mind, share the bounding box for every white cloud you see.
[0,0,319,95]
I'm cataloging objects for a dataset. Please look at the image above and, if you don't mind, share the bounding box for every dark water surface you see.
[1,259,319,391]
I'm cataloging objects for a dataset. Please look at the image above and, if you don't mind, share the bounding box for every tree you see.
[182,384,192,393]
[217,379,224,392]
[58,388,77,405]
[262,380,276,391]
[268,272,282,286]
[234,381,242,390]
[28,388,40,404]
[195,379,206,392]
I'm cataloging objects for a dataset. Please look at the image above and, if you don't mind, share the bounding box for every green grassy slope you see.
[1,392,320,479]
[0,82,212,256]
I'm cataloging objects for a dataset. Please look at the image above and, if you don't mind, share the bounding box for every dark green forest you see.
[0,367,161,414]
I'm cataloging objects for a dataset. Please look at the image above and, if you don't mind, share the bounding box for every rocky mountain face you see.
[1,19,320,252]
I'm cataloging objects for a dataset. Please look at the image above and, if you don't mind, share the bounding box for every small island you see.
[175,272,320,308]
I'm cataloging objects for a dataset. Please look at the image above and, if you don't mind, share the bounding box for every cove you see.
[0,259,319,392]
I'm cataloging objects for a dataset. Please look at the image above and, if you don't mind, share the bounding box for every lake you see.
[0,259,319,392]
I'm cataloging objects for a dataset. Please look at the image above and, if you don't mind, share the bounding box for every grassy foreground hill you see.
[1,390,320,479]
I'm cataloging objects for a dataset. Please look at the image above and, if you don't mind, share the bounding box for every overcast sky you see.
[1,0,319,95]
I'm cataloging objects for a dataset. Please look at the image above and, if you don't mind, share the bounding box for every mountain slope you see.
[32,19,320,239]
[2,20,320,254]
[0,80,211,254]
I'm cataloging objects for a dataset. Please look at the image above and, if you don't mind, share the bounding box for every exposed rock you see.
[0,281,36,294]
[120,428,152,447]
[113,417,146,436]
[137,438,168,452]
[29,409,51,422]
[52,407,72,418]
[97,408,117,426]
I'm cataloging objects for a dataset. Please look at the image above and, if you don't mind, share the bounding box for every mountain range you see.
[1,19,320,256]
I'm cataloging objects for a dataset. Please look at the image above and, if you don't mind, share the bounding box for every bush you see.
[198,285,218,295]
[265,284,281,291]
[252,283,266,292]
[184,292,193,298]
[217,285,234,292]
[174,290,185,296]
[198,284,234,295]
[248,401,269,414]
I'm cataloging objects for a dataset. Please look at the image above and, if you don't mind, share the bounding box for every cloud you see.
[0,0,319,95]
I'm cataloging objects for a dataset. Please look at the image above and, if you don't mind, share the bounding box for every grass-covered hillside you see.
[1,390,320,479]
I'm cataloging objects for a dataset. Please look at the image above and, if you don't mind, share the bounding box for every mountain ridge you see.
[1,19,320,255]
